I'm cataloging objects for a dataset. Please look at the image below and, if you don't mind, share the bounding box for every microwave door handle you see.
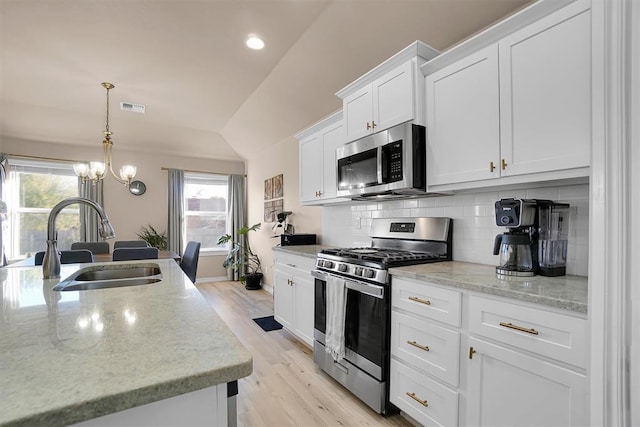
[376,146,383,184]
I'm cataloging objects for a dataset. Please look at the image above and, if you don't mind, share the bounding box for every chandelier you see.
[74,82,137,186]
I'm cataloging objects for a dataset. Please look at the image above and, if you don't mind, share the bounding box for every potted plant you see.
[137,225,168,250]
[218,223,262,290]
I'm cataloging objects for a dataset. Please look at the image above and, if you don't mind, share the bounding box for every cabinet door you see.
[299,134,322,203]
[425,45,500,186]
[499,0,591,176]
[292,273,314,347]
[320,121,343,200]
[343,85,373,142]
[467,337,588,427]
[273,269,294,330]
[374,61,415,133]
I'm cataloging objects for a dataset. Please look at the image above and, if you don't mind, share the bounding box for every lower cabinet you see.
[389,277,588,427]
[273,252,315,347]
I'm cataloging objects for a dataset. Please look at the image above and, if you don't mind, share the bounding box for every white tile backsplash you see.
[322,184,589,276]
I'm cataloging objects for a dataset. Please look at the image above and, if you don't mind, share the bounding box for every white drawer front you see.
[469,295,588,368]
[391,311,460,387]
[274,252,315,273]
[392,278,462,327]
[390,359,458,427]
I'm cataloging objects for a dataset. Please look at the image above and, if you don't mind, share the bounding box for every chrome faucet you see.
[43,197,116,279]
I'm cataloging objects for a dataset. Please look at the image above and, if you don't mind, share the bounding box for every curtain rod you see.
[6,154,82,164]
[160,167,246,177]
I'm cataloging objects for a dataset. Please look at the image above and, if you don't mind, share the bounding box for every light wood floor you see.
[196,281,415,427]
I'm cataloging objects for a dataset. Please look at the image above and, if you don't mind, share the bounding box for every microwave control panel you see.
[383,141,403,182]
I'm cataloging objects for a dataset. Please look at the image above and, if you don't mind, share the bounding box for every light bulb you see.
[246,36,264,50]
[73,163,89,178]
[119,165,137,181]
[90,161,105,178]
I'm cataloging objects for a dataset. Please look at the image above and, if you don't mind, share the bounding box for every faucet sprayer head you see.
[100,219,116,240]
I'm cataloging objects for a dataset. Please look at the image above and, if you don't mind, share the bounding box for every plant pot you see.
[244,273,263,290]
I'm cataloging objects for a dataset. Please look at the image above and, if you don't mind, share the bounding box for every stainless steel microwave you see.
[336,122,426,200]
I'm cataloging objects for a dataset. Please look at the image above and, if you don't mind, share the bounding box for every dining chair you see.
[114,240,150,249]
[180,241,201,283]
[34,250,94,265]
[112,247,159,261]
[70,241,110,254]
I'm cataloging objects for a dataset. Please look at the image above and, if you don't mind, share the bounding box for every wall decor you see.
[264,178,273,200]
[273,174,283,198]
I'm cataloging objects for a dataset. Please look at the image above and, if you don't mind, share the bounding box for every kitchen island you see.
[0,259,252,427]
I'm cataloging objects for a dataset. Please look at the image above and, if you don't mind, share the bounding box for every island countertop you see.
[0,259,253,427]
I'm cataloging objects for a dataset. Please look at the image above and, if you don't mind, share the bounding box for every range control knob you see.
[338,264,348,272]
[317,260,325,268]
[324,261,334,269]
[364,269,375,279]
[354,267,363,276]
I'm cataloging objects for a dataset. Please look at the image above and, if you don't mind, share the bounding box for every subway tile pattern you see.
[322,184,589,276]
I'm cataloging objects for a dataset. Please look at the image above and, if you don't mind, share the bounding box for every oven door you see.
[312,270,389,381]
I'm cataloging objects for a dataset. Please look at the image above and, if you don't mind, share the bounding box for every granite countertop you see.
[0,259,253,427]
[390,261,588,314]
[272,244,330,259]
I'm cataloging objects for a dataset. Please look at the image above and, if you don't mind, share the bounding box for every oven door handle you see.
[311,270,328,280]
[346,279,384,299]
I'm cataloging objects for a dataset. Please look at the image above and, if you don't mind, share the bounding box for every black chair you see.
[113,240,150,249]
[34,249,94,265]
[180,241,201,283]
[70,241,110,254]
[112,247,159,261]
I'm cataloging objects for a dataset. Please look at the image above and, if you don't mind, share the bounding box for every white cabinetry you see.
[273,252,315,347]
[337,41,438,143]
[297,110,346,205]
[466,295,588,427]
[389,277,589,427]
[389,278,461,426]
[423,0,592,190]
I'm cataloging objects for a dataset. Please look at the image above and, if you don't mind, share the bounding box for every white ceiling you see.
[0,0,531,161]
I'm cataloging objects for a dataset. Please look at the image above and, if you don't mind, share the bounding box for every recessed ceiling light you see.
[246,35,264,50]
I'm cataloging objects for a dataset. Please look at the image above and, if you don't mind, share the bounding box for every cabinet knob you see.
[490,161,496,172]
[501,159,507,170]
[371,120,376,128]
[366,122,371,130]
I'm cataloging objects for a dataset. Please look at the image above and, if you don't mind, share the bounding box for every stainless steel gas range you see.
[311,217,452,414]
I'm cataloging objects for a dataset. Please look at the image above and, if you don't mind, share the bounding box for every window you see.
[183,172,228,253]
[5,158,80,259]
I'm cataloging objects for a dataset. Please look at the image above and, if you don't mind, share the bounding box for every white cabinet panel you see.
[392,277,462,327]
[374,61,415,133]
[299,134,323,203]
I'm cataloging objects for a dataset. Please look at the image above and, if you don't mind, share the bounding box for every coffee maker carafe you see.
[493,198,538,277]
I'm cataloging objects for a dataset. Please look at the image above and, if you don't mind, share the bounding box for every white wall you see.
[323,183,589,276]
[1,136,246,280]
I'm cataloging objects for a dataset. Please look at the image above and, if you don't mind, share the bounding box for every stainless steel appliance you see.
[312,217,452,414]
[336,122,426,200]
[493,198,570,277]
[280,233,317,246]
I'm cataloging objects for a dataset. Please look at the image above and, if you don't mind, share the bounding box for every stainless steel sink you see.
[53,263,162,291]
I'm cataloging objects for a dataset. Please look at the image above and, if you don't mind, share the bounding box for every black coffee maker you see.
[494,198,570,277]
[493,198,538,277]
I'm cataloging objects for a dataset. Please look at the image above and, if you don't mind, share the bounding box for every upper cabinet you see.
[423,0,593,191]
[297,110,346,205]
[337,41,439,143]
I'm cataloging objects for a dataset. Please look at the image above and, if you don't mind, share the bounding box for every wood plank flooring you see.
[196,281,414,427]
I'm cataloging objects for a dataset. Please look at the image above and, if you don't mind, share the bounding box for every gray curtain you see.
[226,174,246,280]
[78,179,104,241]
[167,169,184,256]
[0,153,8,266]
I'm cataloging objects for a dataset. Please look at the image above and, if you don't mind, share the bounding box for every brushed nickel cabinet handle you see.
[406,392,428,407]
[407,340,430,352]
[499,321,539,335]
[408,296,431,306]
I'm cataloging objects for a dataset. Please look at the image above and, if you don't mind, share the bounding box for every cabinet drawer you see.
[391,311,460,387]
[469,295,588,368]
[274,252,315,274]
[392,278,462,327]
[390,359,458,427]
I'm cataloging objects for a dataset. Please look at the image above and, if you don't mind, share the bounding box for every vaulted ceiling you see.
[0,0,531,161]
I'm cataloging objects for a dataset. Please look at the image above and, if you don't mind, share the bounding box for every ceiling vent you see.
[120,102,145,114]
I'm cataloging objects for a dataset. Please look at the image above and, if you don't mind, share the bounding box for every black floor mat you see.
[252,315,283,332]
